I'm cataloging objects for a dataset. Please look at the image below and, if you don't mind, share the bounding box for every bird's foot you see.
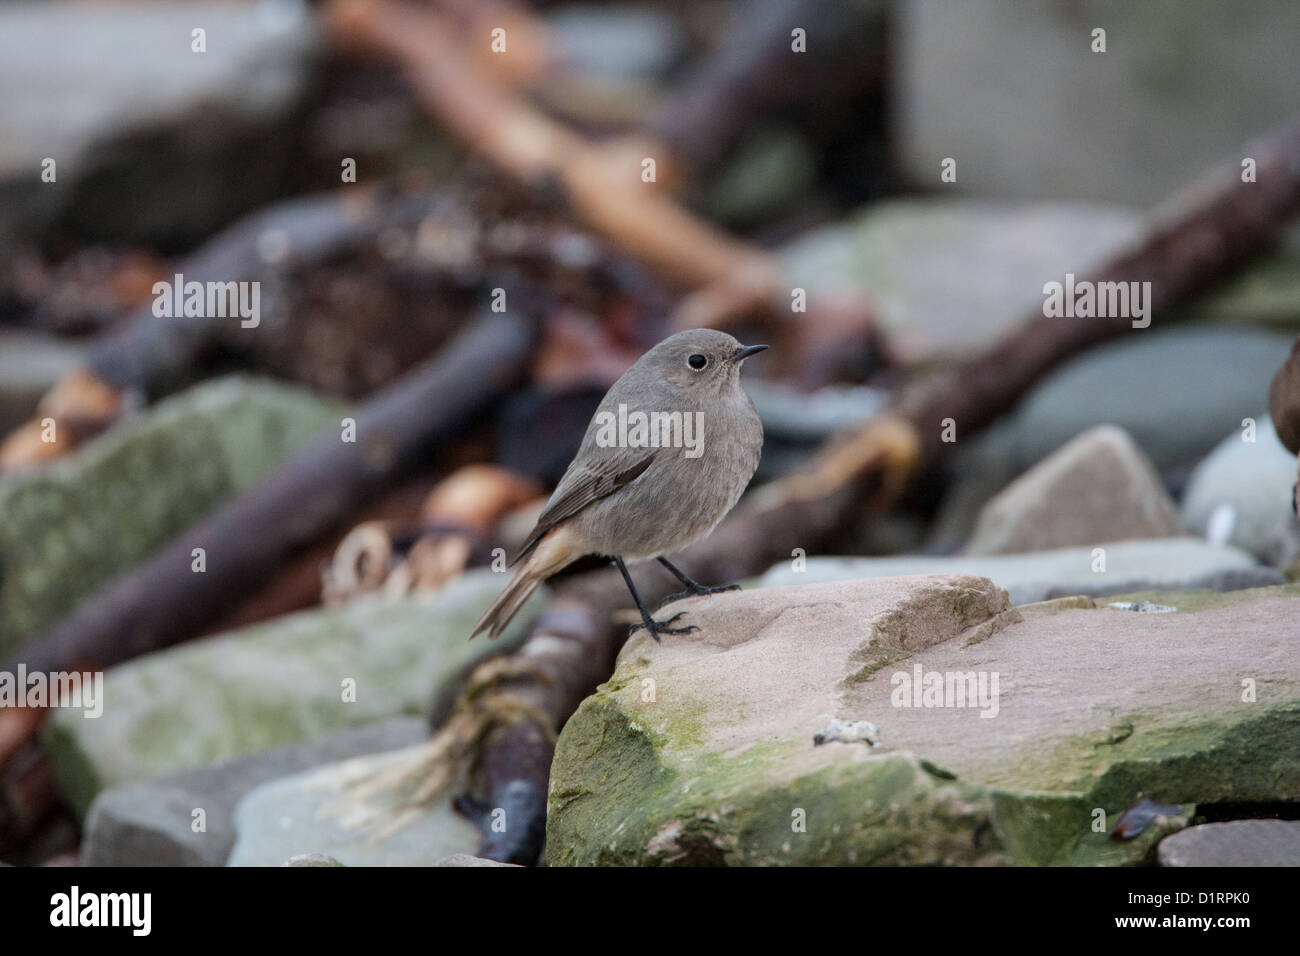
[656,581,741,610]
[630,611,699,642]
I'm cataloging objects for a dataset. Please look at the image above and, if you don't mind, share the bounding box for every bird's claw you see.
[630,611,700,642]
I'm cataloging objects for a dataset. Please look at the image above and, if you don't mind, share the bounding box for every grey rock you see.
[228,745,481,866]
[82,718,425,867]
[46,570,541,818]
[1181,415,1299,563]
[782,199,1141,363]
[965,425,1181,554]
[0,1,318,258]
[1011,328,1296,472]
[762,537,1282,607]
[1158,820,1300,867]
[0,375,341,656]
[897,0,1300,206]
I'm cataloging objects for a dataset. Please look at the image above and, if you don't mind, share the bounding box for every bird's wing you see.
[512,448,657,563]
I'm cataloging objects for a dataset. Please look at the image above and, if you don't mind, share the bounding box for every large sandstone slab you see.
[45,570,540,818]
[546,577,1300,866]
[0,374,342,656]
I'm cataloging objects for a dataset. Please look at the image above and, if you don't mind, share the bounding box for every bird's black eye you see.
[688,354,708,370]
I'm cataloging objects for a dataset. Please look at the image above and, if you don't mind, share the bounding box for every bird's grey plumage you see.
[516,328,763,561]
[473,329,765,640]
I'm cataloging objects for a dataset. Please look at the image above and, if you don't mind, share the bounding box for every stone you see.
[0,1,318,264]
[45,570,541,818]
[82,718,425,867]
[965,425,1181,554]
[228,745,481,867]
[896,0,1300,206]
[1157,820,1300,867]
[0,330,88,436]
[781,199,1141,363]
[0,374,342,657]
[761,537,1282,607]
[1010,328,1295,473]
[546,577,1300,866]
[1181,415,1299,563]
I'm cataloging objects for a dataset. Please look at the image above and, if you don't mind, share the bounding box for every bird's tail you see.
[469,526,580,640]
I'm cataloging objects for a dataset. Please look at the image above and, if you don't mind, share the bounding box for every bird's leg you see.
[654,556,742,608]
[613,557,698,641]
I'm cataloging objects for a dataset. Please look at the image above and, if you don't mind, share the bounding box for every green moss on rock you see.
[548,695,1007,866]
[0,375,342,655]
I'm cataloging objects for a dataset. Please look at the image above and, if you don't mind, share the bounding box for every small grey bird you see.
[471,328,766,641]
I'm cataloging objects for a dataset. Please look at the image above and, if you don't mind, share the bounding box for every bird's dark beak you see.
[733,344,769,361]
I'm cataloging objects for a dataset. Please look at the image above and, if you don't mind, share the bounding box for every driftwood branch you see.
[324,0,783,299]
[454,602,615,863]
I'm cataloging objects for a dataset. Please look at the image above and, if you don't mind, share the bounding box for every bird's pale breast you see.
[571,390,762,559]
